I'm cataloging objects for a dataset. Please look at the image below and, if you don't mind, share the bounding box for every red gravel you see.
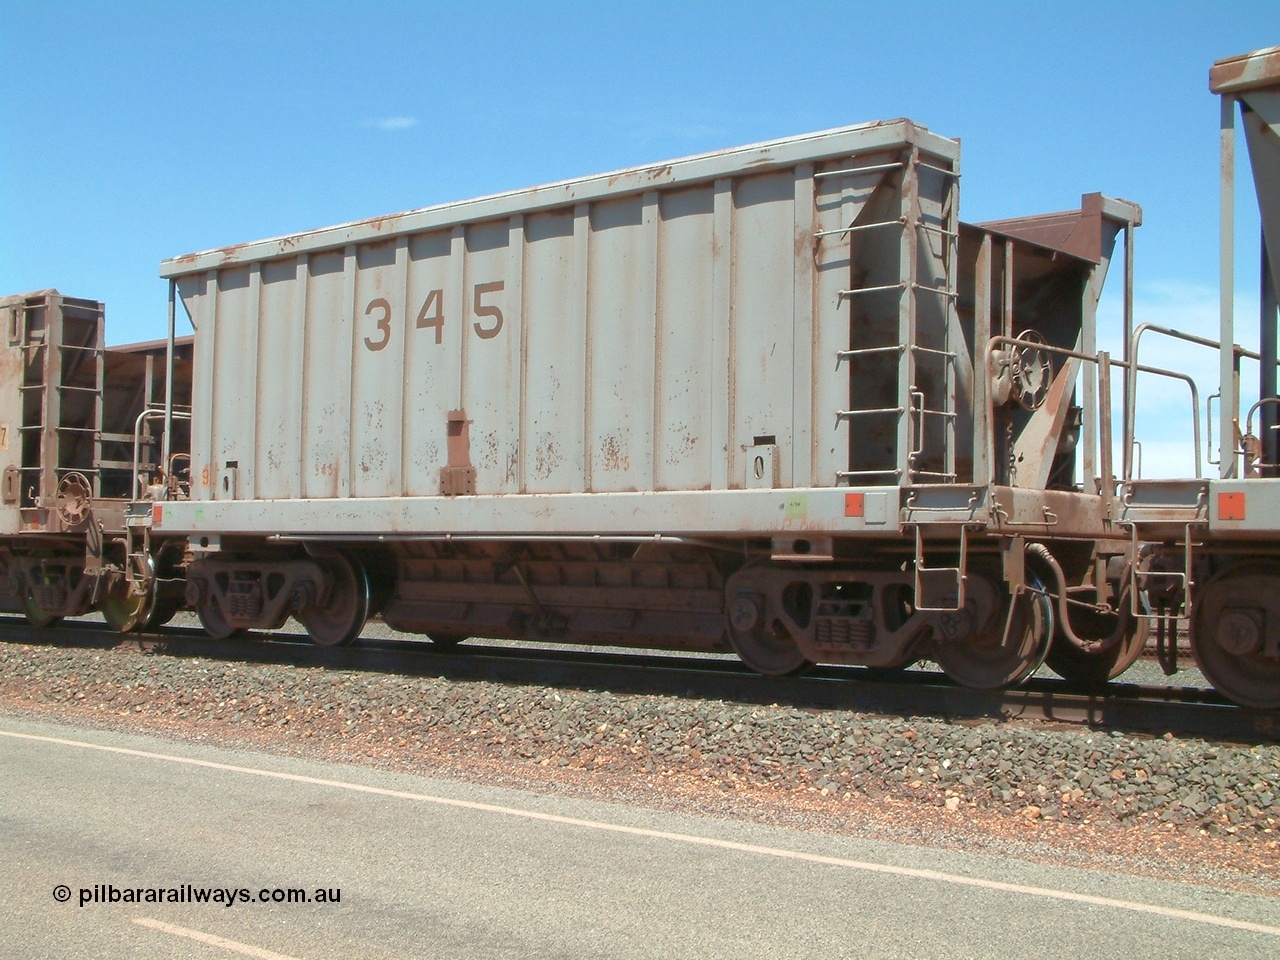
[1,639,1276,897]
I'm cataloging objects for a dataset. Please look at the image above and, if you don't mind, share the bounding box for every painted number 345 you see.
[363,282,504,352]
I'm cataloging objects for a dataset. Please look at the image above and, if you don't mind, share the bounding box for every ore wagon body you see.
[155,119,1147,688]
[165,121,964,510]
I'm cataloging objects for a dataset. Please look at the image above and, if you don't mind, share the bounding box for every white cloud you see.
[362,116,420,131]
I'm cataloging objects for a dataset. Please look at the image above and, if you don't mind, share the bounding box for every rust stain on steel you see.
[315,459,341,498]
[214,242,250,265]
[479,430,501,470]
[1210,46,1280,94]
[665,425,698,466]
[358,399,386,476]
[441,409,477,496]
[0,342,24,386]
[446,410,471,466]
[600,435,631,472]
[533,435,561,480]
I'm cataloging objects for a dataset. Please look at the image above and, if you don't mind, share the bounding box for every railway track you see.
[3,617,1274,744]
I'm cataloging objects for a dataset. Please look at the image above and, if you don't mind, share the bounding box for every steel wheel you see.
[297,554,370,648]
[101,556,158,634]
[1192,562,1280,711]
[725,592,812,676]
[197,596,240,640]
[934,576,1052,690]
[22,593,62,629]
[146,596,181,629]
[102,583,157,634]
[1046,594,1149,688]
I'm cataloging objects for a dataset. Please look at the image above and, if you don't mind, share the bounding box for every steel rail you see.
[1,617,1273,744]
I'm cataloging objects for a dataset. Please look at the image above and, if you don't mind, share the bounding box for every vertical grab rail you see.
[164,280,176,475]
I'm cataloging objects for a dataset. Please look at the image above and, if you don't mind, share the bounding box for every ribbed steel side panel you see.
[166,121,960,507]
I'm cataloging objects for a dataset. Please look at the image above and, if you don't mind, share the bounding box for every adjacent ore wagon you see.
[0,290,193,629]
[156,118,1147,690]
[1122,46,1280,709]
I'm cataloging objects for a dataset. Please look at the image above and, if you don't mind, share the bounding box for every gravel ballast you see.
[1,638,1277,892]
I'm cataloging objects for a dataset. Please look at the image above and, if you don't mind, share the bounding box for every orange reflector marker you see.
[845,493,865,517]
[1218,491,1245,521]
[152,504,164,526]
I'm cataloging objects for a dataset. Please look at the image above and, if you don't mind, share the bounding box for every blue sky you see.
[1,1,1275,474]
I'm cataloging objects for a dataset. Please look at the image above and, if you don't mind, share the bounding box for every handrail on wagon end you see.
[1127,362,1202,479]
[1126,321,1268,479]
[133,407,193,500]
[981,335,1203,490]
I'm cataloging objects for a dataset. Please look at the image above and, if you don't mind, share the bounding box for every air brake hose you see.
[1025,541,1130,654]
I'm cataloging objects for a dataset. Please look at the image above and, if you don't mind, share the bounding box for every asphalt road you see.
[1,711,1277,960]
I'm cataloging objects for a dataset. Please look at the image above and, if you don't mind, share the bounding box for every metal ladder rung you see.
[912,525,968,612]
[815,218,906,238]
[1134,570,1193,623]
[916,222,959,238]
[814,162,904,179]
[1127,522,1195,623]
[911,283,958,298]
[838,283,906,298]
[836,468,902,480]
[836,406,903,419]
[20,466,100,474]
[834,153,958,487]
[910,345,958,360]
[917,160,960,178]
[836,344,905,362]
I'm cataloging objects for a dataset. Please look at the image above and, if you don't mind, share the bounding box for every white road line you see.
[6,728,1279,938]
[133,917,302,960]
